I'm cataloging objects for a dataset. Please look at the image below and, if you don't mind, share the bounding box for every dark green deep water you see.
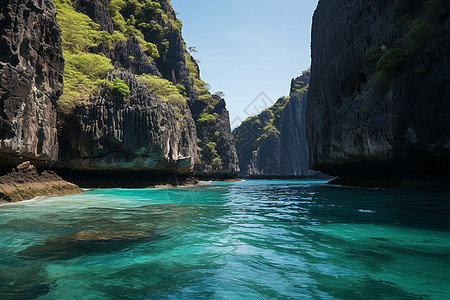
[0,180,449,299]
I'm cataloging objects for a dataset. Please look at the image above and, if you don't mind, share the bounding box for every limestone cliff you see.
[0,0,63,171]
[234,71,322,178]
[51,0,238,182]
[0,0,238,186]
[307,0,450,188]
[57,70,197,175]
[192,95,239,179]
[184,53,239,179]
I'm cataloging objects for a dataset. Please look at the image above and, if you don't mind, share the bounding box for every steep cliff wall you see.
[185,53,239,179]
[307,0,450,188]
[0,0,63,172]
[51,0,238,182]
[234,71,321,178]
[57,70,196,173]
[192,95,239,179]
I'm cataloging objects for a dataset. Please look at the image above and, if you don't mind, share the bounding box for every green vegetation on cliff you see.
[376,48,409,72]
[367,0,443,80]
[52,0,219,118]
[234,96,289,158]
[105,78,131,99]
[52,0,190,114]
[184,53,211,100]
[234,72,310,163]
[197,112,217,126]
[136,74,187,124]
[53,0,112,52]
[108,0,178,57]
[52,0,115,113]
[291,70,310,95]
[365,46,382,63]
[136,74,186,103]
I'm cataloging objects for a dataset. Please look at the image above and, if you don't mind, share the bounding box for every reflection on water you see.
[0,180,449,299]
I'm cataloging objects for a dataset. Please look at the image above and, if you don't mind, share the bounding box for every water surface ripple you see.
[0,180,449,299]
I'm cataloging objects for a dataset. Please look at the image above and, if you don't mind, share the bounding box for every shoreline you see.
[237,175,334,180]
[0,195,45,206]
[0,162,84,203]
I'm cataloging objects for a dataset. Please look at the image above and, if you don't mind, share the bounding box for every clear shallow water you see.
[0,180,449,299]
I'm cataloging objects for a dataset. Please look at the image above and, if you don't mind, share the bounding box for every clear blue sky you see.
[171,0,319,128]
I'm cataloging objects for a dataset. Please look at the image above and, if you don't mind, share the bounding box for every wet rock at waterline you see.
[0,161,82,202]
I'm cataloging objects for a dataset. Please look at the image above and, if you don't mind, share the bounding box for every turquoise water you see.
[0,180,449,299]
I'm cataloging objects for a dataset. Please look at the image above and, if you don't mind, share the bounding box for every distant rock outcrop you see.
[307,0,450,188]
[0,0,63,171]
[234,71,323,178]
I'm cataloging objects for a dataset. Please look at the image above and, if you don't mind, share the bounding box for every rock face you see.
[53,0,239,183]
[0,0,239,185]
[57,70,197,181]
[307,0,450,188]
[0,161,82,202]
[234,71,322,178]
[111,37,161,77]
[193,96,240,179]
[0,0,63,171]
[72,0,114,33]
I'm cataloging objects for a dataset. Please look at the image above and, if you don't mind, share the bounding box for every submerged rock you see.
[0,161,82,202]
[0,264,53,299]
[53,230,151,242]
[18,229,154,260]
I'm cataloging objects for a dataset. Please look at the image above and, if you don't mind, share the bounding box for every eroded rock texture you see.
[0,0,63,171]
[57,70,198,182]
[111,37,161,77]
[193,96,240,179]
[72,0,113,33]
[56,0,238,182]
[0,161,82,202]
[307,0,450,188]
